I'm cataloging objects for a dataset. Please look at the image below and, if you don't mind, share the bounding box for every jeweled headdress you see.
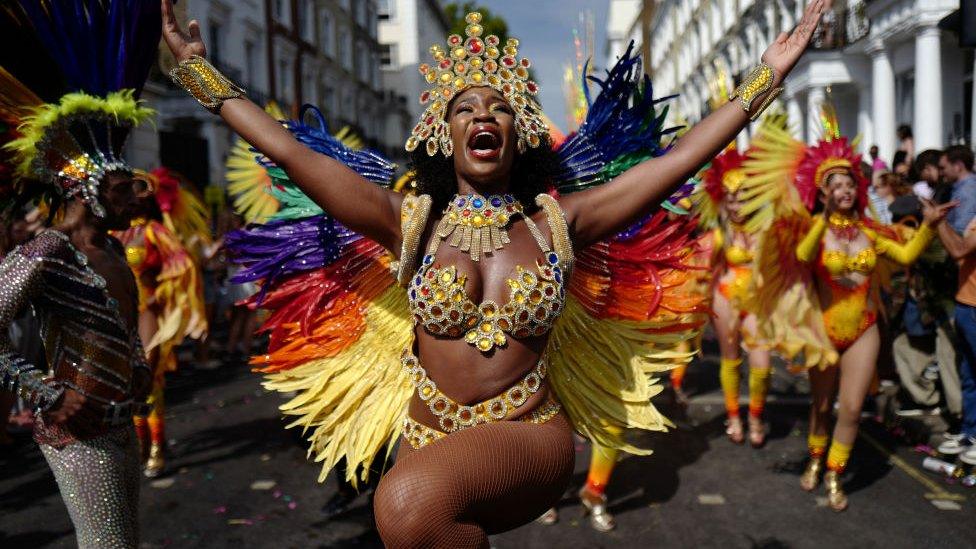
[794,104,867,211]
[692,148,747,229]
[405,12,549,156]
[0,0,161,217]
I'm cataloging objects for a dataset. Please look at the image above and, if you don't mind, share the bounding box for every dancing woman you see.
[113,168,208,477]
[693,150,773,446]
[745,120,952,512]
[162,0,829,544]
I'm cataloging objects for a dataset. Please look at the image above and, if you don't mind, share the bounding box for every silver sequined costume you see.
[0,229,149,548]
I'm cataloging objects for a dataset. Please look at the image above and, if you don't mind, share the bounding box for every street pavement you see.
[1,351,973,549]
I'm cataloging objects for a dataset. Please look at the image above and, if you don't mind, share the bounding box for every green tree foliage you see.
[444,2,509,44]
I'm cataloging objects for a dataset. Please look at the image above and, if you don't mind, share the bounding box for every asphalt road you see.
[1,353,973,549]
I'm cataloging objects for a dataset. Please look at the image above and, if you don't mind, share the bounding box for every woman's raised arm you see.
[560,0,830,249]
[160,0,402,252]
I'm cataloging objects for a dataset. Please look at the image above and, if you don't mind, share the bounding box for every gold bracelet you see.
[169,55,245,113]
[731,62,783,120]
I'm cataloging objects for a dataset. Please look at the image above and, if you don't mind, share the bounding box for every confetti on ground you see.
[697,494,725,505]
[260,454,272,462]
[227,519,254,526]
[815,497,828,507]
[287,501,298,510]
[213,506,227,514]
[251,480,277,491]
[150,478,175,489]
[930,499,962,511]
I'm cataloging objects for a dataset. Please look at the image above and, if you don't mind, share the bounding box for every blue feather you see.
[553,42,680,196]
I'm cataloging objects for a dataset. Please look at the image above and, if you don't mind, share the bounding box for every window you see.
[208,22,223,64]
[298,0,314,41]
[355,1,367,27]
[273,0,289,26]
[279,58,293,100]
[357,42,369,82]
[379,44,397,69]
[320,11,335,57]
[338,28,352,70]
[378,0,394,20]
[244,41,256,84]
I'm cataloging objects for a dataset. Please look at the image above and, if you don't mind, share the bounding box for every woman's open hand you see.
[761,0,831,83]
[161,0,207,62]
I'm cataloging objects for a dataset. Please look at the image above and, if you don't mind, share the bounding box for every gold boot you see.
[579,487,615,532]
[800,457,823,492]
[824,470,848,512]
[144,442,165,478]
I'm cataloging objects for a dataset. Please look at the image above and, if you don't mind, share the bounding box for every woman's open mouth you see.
[467,125,502,160]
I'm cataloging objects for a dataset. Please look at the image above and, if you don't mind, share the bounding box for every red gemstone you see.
[502,57,515,67]
[526,82,538,93]
[425,116,434,125]
[421,287,430,295]
[420,91,431,102]
[484,210,492,217]
[440,59,452,69]
[521,58,530,67]
[463,209,471,216]
[470,42,482,54]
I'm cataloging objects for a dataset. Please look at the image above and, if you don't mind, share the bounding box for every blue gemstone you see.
[472,198,484,208]
[415,276,422,285]
[548,253,559,264]
[554,272,562,283]
[456,197,466,207]
[504,195,514,203]
[424,255,433,264]
[490,197,503,207]
[410,290,416,299]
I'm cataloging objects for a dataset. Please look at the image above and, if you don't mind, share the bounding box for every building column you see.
[868,39,896,163]
[787,94,804,140]
[913,24,943,151]
[857,85,874,153]
[807,86,825,144]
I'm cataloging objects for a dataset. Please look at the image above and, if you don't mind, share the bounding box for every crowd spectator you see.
[897,124,915,168]
[931,145,976,464]
[869,144,889,173]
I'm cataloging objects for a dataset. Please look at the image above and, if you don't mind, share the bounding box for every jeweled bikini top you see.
[407,194,568,353]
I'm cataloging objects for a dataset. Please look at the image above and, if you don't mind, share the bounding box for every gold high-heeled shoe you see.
[579,487,616,532]
[800,458,823,492]
[144,441,165,478]
[824,470,848,512]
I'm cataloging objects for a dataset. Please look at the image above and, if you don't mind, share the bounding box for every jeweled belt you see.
[402,350,549,433]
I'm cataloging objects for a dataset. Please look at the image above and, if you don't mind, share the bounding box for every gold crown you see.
[815,158,854,188]
[405,12,548,157]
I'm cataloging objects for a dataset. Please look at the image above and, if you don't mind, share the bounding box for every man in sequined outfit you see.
[0,168,153,547]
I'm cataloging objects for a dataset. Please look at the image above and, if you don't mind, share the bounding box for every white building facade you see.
[377,0,450,162]
[624,0,973,162]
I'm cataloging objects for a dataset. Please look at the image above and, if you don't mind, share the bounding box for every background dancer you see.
[113,168,208,477]
[746,115,953,512]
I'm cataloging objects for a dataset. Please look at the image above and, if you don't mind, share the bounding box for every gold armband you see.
[169,55,245,113]
[731,62,783,120]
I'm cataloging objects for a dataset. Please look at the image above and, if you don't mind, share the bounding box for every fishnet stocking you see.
[374,412,574,548]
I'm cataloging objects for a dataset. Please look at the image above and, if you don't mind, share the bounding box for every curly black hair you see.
[408,136,558,215]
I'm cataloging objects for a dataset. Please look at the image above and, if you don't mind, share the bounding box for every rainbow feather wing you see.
[225,106,407,486]
[548,44,708,453]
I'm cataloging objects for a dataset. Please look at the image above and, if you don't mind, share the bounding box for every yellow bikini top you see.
[724,245,753,266]
[407,195,571,353]
[820,247,877,277]
[714,228,753,265]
